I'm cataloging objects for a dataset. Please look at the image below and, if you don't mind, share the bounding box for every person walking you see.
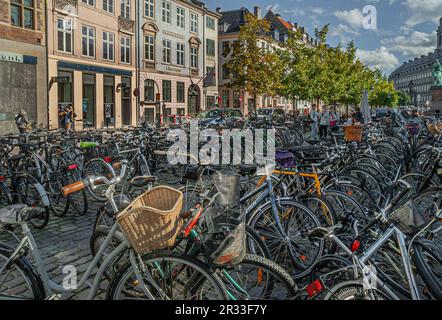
[319,106,330,139]
[310,104,319,140]
[329,106,339,132]
[15,109,30,134]
[64,105,74,131]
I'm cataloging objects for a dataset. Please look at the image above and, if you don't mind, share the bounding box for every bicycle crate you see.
[343,125,363,142]
[406,123,420,135]
[387,199,434,236]
[428,123,442,135]
[116,186,183,254]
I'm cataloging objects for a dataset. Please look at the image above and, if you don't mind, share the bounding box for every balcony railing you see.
[118,15,134,33]
[54,0,78,11]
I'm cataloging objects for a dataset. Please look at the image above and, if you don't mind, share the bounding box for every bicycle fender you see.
[34,182,50,207]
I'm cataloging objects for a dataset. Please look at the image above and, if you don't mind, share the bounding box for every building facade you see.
[0,0,47,134]
[389,17,442,109]
[139,0,219,124]
[47,0,137,130]
[217,6,313,116]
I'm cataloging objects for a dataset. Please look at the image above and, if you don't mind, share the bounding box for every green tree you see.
[224,13,284,113]
[397,90,411,106]
[369,73,399,107]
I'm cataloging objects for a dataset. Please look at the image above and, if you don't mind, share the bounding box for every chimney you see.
[216,7,222,13]
[254,6,261,19]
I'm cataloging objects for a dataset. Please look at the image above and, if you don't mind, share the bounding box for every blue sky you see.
[205,0,442,75]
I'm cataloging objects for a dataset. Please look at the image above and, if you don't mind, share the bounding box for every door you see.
[121,77,131,126]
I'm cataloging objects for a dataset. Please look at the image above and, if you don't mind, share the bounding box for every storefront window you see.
[144,108,155,124]
[82,74,95,128]
[57,71,73,128]
[233,91,240,108]
[104,76,114,127]
[206,96,215,109]
[222,90,229,108]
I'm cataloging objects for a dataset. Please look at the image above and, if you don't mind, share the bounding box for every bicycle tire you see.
[413,241,442,299]
[107,251,228,300]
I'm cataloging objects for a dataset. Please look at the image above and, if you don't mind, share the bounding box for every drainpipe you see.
[135,0,141,125]
[202,6,206,111]
[44,0,49,129]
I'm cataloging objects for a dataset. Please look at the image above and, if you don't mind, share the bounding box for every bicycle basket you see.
[276,150,296,169]
[388,199,434,236]
[116,186,183,254]
[212,168,241,207]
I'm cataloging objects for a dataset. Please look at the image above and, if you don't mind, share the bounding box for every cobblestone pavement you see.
[0,196,109,300]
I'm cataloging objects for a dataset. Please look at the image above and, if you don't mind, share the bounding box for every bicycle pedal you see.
[46,294,62,300]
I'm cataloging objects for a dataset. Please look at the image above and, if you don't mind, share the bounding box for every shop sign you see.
[0,51,23,63]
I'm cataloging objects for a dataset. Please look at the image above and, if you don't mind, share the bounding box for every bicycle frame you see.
[326,224,421,300]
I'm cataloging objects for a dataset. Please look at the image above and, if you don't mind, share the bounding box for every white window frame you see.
[57,18,73,54]
[176,43,184,66]
[120,36,131,64]
[190,12,198,33]
[145,35,155,61]
[190,46,198,69]
[176,6,185,28]
[82,25,95,58]
[144,0,154,19]
[162,39,171,63]
[81,0,94,6]
[102,0,114,13]
[103,31,114,61]
[162,1,171,24]
[121,0,130,19]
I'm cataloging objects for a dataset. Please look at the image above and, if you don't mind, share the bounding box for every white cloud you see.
[357,47,400,73]
[330,24,360,44]
[265,4,280,13]
[381,31,437,57]
[403,0,442,28]
[311,7,325,15]
[334,9,365,30]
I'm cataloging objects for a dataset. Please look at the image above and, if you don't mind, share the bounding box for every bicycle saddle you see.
[0,204,42,226]
[130,176,157,188]
[308,224,343,241]
[238,164,257,176]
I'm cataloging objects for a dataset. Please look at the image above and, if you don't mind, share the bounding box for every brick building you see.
[0,0,47,133]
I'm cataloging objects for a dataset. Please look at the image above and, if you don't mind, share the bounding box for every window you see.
[162,80,171,102]
[121,0,130,19]
[162,1,170,23]
[176,7,185,28]
[190,12,198,33]
[103,0,113,13]
[177,82,185,102]
[104,76,115,126]
[233,91,240,108]
[82,0,94,6]
[206,96,215,109]
[11,0,34,29]
[206,39,215,57]
[144,35,155,61]
[162,39,171,63]
[103,31,114,60]
[190,47,198,69]
[144,79,155,102]
[222,90,229,108]
[82,25,95,58]
[222,66,229,80]
[120,36,130,63]
[57,18,72,53]
[206,16,215,30]
[145,0,154,18]
[176,43,184,66]
[222,41,230,55]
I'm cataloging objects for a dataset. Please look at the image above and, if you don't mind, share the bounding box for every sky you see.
[205,0,442,75]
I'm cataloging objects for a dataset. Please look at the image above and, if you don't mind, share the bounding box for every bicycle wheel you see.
[248,199,324,279]
[324,281,391,300]
[0,246,45,300]
[413,241,442,300]
[107,251,228,300]
[15,175,49,229]
[65,170,88,215]
[220,254,297,300]
[154,155,185,185]
[46,173,69,217]
[83,158,116,202]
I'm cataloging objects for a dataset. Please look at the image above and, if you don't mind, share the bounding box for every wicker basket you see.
[428,123,442,135]
[116,186,183,254]
[344,125,363,142]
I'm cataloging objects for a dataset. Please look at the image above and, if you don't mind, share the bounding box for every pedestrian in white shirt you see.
[310,104,319,140]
